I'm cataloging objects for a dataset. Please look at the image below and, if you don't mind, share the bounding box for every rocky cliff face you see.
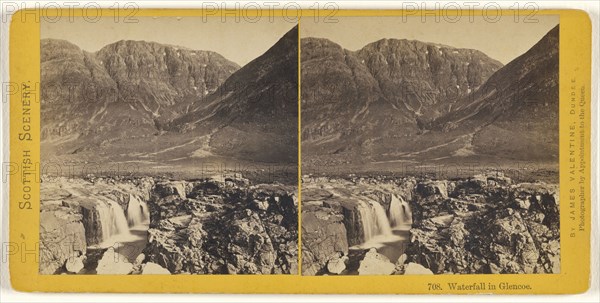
[357,39,502,118]
[144,178,298,274]
[301,176,415,275]
[41,38,239,157]
[407,174,560,274]
[301,37,502,165]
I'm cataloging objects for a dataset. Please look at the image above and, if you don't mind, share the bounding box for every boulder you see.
[515,198,531,210]
[396,253,408,266]
[404,262,434,275]
[65,255,85,273]
[39,208,87,274]
[153,181,187,199]
[357,248,395,275]
[301,203,348,275]
[141,262,172,274]
[326,254,348,275]
[96,250,133,275]
[417,181,448,199]
[253,199,270,211]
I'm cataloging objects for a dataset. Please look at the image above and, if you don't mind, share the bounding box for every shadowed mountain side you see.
[167,26,299,163]
[429,25,559,162]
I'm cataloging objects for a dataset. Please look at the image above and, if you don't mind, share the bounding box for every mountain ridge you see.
[41,38,240,144]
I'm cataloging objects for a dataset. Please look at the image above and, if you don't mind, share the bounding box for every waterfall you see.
[126,194,150,227]
[357,200,392,242]
[388,195,413,228]
[96,200,131,242]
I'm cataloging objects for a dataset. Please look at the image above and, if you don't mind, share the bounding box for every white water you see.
[96,200,131,244]
[126,194,150,228]
[352,195,413,261]
[357,200,393,242]
[388,195,413,228]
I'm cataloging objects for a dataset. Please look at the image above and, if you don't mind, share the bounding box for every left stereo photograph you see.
[39,17,299,275]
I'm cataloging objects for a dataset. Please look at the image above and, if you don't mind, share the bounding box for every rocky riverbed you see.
[39,174,298,275]
[301,172,560,275]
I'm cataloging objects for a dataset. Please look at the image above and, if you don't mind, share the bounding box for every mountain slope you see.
[168,26,299,163]
[41,39,240,156]
[301,37,503,166]
[41,27,298,168]
[430,25,559,162]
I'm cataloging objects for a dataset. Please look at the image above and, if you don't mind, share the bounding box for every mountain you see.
[41,39,240,155]
[168,26,299,163]
[41,26,298,169]
[301,37,503,166]
[430,26,559,162]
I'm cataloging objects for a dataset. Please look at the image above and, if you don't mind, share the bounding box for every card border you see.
[8,8,592,294]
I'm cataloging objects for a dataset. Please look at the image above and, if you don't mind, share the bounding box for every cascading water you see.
[96,200,131,243]
[351,194,413,262]
[126,194,150,227]
[388,194,413,228]
[357,200,393,242]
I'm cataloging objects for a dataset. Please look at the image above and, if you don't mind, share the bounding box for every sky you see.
[301,15,559,64]
[41,15,559,66]
[41,16,297,66]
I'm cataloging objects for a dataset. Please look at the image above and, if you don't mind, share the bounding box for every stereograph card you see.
[5,6,593,294]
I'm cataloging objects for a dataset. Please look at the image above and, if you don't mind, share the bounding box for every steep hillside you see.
[301,37,503,166]
[41,39,239,156]
[168,26,299,163]
[430,26,559,162]
[41,27,298,169]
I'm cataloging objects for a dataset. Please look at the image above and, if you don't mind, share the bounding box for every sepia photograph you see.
[301,16,560,276]
[38,16,299,275]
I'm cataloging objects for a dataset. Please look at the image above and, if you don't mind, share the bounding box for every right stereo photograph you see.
[300,16,560,276]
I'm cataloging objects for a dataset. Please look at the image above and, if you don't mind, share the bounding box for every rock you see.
[141,262,171,274]
[134,253,146,265]
[326,254,348,274]
[144,181,298,275]
[417,181,448,199]
[96,250,133,275]
[301,203,349,275]
[39,207,87,274]
[357,248,395,275]
[405,176,560,275]
[429,214,454,227]
[404,262,434,275]
[153,181,187,199]
[253,199,270,211]
[515,198,531,210]
[397,253,408,266]
[65,254,85,273]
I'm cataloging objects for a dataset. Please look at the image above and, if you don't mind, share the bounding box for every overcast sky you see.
[42,16,297,66]
[301,15,559,64]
